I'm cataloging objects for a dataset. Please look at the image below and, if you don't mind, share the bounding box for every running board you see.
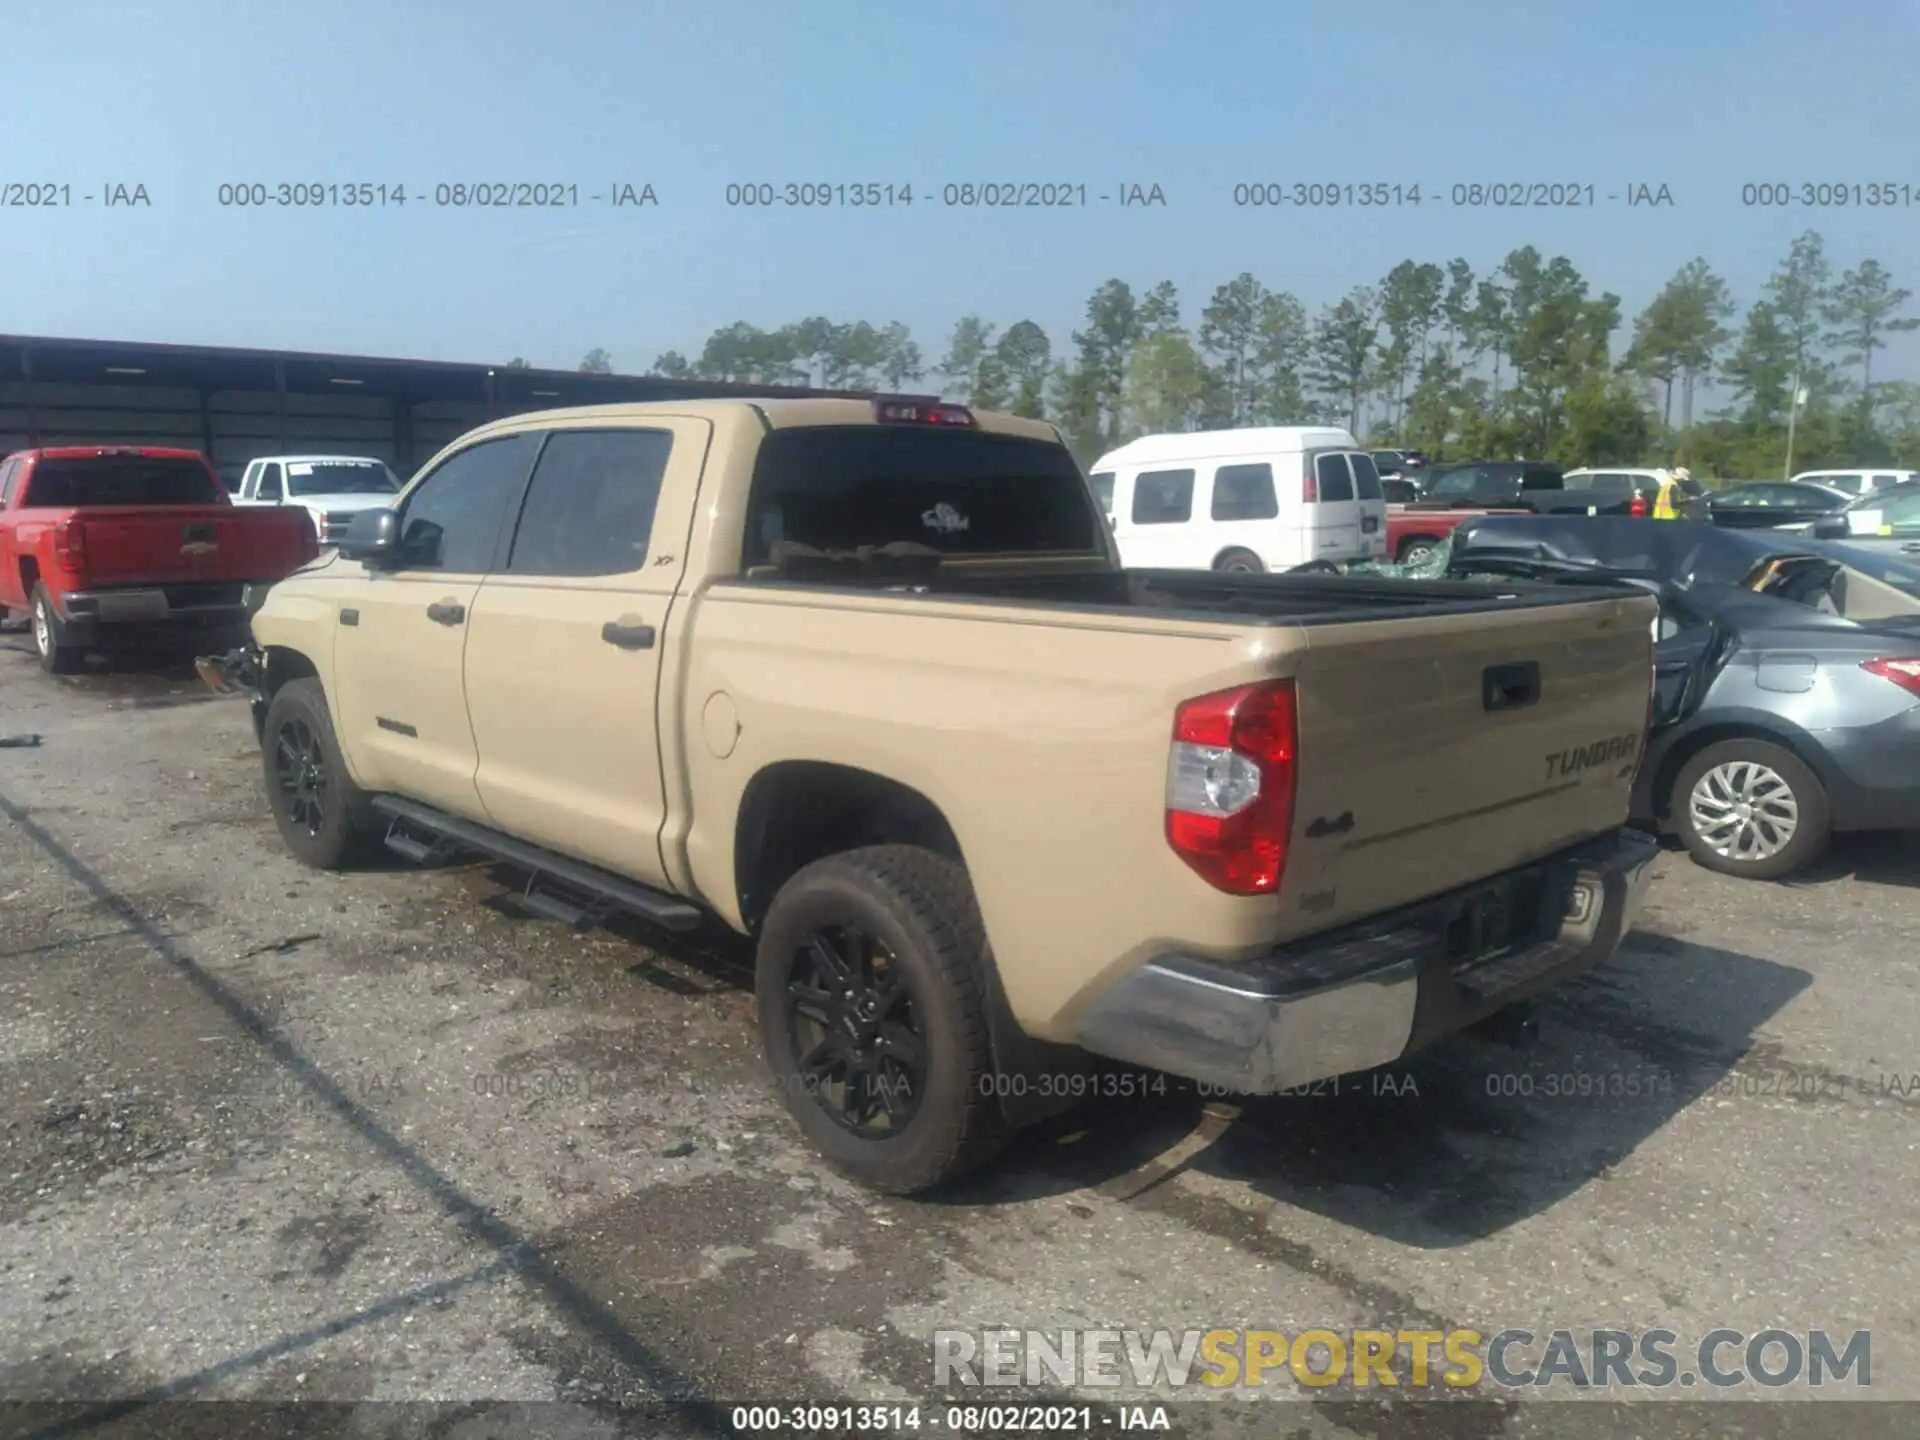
[369,794,703,932]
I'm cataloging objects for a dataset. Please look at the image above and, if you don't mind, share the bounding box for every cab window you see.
[394,434,539,572]
[506,429,672,576]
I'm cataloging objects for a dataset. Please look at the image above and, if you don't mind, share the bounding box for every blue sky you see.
[4,0,1918,380]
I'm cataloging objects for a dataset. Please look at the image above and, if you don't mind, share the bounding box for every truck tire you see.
[755,845,1010,1194]
[1213,548,1265,573]
[260,677,379,870]
[1396,537,1440,566]
[30,584,85,674]
[1671,738,1830,881]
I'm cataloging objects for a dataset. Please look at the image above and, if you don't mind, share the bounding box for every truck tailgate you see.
[1279,591,1654,934]
[70,505,312,585]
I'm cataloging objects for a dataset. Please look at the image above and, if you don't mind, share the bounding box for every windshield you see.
[285,460,400,497]
[744,426,1101,564]
[22,455,222,506]
[1089,471,1115,517]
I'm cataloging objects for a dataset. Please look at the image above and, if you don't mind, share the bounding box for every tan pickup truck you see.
[204,396,1661,1193]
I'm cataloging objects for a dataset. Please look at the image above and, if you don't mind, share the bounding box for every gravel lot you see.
[3,630,1920,1438]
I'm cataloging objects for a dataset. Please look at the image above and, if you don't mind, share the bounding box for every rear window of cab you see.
[744,426,1101,563]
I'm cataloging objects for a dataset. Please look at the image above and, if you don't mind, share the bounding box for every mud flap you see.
[978,951,1090,1128]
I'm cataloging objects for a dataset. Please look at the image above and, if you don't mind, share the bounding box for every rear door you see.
[1308,451,1362,559]
[1348,452,1388,558]
[463,421,708,883]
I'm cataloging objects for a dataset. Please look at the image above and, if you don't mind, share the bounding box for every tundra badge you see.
[1545,731,1639,781]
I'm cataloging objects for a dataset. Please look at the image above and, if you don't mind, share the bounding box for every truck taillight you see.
[1862,657,1920,697]
[51,519,87,569]
[1165,680,1298,895]
[1302,466,1318,504]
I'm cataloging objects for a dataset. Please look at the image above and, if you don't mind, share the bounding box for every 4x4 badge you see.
[922,503,969,534]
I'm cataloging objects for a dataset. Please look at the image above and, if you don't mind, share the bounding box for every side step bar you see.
[369,794,703,933]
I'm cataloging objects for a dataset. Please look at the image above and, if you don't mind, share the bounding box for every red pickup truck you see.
[1385,504,1529,565]
[0,446,318,673]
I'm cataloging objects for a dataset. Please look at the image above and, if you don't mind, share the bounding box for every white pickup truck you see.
[233,455,404,546]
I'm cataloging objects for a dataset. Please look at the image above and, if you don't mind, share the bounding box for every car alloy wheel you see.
[782,923,927,1138]
[31,596,51,657]
[272,714,333,838]
[1687,759,1798,862]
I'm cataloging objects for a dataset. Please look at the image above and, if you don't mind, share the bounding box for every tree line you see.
[559,230,1920,475]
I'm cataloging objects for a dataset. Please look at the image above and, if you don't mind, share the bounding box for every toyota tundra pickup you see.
[202,397,1660,1193]
[0,446,319,672]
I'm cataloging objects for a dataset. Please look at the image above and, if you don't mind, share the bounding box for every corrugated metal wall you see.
[0,380,488,485]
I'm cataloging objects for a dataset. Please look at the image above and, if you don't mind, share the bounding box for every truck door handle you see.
[426,601,465,626]
[1483,660,1540,711]
[601,621,656,650]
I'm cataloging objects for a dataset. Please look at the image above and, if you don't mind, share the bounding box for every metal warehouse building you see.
[0,333,868,489]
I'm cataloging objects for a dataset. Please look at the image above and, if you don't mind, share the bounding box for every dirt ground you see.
[3,632,1919,1439]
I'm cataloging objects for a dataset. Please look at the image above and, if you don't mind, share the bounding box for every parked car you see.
[1370,449,1410,478]
[1448,515,1920,880]
[0,446,318,672]
[1789,468,1918,499]
[1562,468,1709,521]
[201,396,1660,1193]
[1707,480,1852,530]
[1803,479,1920,552]
[1090,427,1388,571]
[1405,460,1635,515]
[232,454,404,546]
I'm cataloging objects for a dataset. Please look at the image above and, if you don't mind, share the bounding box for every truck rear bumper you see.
[1074,827,1659,1095]
[57,585,249,626]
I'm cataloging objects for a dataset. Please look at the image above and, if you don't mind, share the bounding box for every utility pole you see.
[1783,377,1808,480]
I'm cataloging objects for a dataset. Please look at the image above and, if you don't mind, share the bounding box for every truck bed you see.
[717,561,1655,961]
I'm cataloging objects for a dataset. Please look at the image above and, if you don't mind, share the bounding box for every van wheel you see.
[261,678,379,870]
[1396,538,1439,566]
[1671,739,1829,880]
[31,584,85,674]
[1214,548,1265,573]
[756,845,1010,1194]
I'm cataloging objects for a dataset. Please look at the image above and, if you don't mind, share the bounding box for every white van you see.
[1089,427,1388,572]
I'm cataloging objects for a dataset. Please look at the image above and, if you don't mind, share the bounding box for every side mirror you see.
[1808,517,1848,539]
[337,507,400,563]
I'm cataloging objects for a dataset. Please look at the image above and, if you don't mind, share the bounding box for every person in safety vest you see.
[1652,467,1689,520]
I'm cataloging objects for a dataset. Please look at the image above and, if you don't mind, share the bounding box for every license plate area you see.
[1436,871,1551,974]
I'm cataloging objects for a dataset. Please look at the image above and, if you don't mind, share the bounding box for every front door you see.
[462,419,710,885]
[329,432,539,819]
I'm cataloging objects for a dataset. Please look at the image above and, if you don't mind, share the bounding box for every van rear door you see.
[1308,451,1364,560]
[1348,451,1389,558]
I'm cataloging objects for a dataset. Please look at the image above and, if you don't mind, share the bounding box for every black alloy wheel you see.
[783,923,928,1138]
